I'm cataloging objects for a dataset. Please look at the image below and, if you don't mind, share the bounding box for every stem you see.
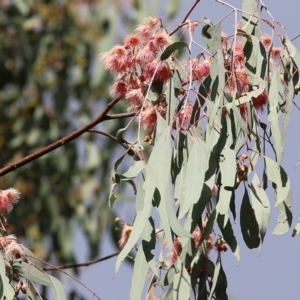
[104,112,136,120]
[0,98,135,177]
[169,0,201,36]
[88,129,129,150]
[43,251,120,271]
[26,255,102,299]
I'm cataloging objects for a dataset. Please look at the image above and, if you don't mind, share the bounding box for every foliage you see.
[101,0,300,299]
[1,0,300,299]
[0,0,181,298]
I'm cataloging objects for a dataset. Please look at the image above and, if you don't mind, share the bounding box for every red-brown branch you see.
[43,251,120,271]
[169,0,201,36]
[0,98,135,177]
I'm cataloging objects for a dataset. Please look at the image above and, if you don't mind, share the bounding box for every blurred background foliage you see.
[0,0,181,280]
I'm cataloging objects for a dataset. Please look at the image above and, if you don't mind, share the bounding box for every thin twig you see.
[104,112,136,120]
[169,0,201,36]
[88,129,129,150]
[27,257,102,300]
[43,251,120,271]
[291,33,300,42]
[0,98,130,177]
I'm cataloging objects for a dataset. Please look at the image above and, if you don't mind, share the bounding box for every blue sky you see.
[70,1,300,299]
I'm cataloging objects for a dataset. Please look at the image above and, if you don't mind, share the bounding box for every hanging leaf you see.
[179,136,206,219]
[217,214,240,262]
[268,69,284,164]
[264,156,291,207]
[149,115,191,246]
[173,259,191,300]
[0,252,15,300]
[216,147,236,215]
[292,215,300,237]
[200,209,217,247]
[130,245,149,300]
[208,255,221,300]
[122,156,145,179]
[241,0,260,36]
[240,187,260,249]
[116,165,156,272]
[166,71,180,126]
[214,262,228,300]
[14,260,67,300]
[272,196,293,235]
[160,42,190,60]
[250,173,271,244]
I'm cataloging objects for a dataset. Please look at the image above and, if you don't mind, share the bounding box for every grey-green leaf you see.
[160,42,190,60]
[130,245,149,300]
[116,165,156,272]
[264,156,290,207]
[240,188,260,249]
[179,136,206,219]
[250,173,271,244]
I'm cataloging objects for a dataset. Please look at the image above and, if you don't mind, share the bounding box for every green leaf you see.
[268,69,284,164]
[179,136,206,219]
[197,76,212,107]
[215,263,228,300]
[14,260,67,300]
[149,115,191,246]
[122,156,145,179]
[217,214,240,262]
[200,209,217,247]
[216,148,236,215]
[165,0,181,19]
[208,255,221,300]
[130,245,149,300]
[264,156,290,207]
[281,72,294,152]
[49,276,68,300]
[292,215,300,237]
[240,188,260,249]
[159,267,176,287]
[116,165,156,272]
[198,276,208,300]
[0,252,15,300]
[85,142,101,170]
[13,0,30,15]
[241,0,260,36]
[166,71,180,125]
[174,150,187,205]
[250,174,271,244]
[26,282,38,300]
[109,153,126,206]
[207,22,222,54]
[160,42,190,60]
[202,24,212,41]
[272,197,293,235]
[173,260,191,300]
[231,104,249,135]
[142,218,158,277]
[163,288,173,300]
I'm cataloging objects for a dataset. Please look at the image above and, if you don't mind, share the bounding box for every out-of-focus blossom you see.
[0,188,20,214]
[118,223,132,249]
[260,34,272,51]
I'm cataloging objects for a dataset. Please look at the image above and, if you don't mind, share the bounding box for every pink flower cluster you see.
[169,223,224,267]
[0,188,20,214]
[100,17,172,133]
[0,234,24,261]
[100,19,281,136]
[189,58,211,82]
[0,188,23,270]
[221,32,281,118]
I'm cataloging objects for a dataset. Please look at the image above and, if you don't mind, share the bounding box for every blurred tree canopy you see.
[0,0,181,270]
